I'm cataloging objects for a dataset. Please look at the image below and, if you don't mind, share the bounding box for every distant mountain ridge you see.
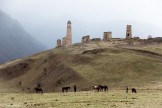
[0,10,46,64]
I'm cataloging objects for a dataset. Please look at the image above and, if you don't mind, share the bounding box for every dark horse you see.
[132,88,137,93]
[99,85,108,91]
[34,87,43,94]
[93,85,100,92]
[62,87,70,92]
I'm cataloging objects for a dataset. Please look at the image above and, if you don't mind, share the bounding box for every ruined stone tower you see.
[82,35,90,43]
[126,25,132,39]
[66,20,72,45]
[57,39,61,47]
[62,37,66,46]
[103,32,112,41]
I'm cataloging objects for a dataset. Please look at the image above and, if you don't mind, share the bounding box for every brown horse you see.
[99,85,108,91]
[93,85,100,92]
[132,88,137,93]
[34,87,43,94]
[62,87,70,92]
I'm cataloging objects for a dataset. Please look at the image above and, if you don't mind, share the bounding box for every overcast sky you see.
[0,0,162,48]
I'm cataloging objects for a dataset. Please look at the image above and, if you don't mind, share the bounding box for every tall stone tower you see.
[66,20,72,45]
[126,25,132,39]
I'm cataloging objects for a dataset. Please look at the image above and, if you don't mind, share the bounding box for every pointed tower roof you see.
[67,20,71,24]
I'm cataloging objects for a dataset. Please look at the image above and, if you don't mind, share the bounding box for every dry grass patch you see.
[0,90,162,108]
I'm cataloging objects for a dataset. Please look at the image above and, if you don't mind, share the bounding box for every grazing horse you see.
[99,85,108,91]
[62,87,70,92]
[34,87,43,94]
[132,88,137,93]
[93,85,100,92]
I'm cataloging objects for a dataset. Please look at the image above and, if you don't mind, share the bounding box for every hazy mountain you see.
[0,10,46,64]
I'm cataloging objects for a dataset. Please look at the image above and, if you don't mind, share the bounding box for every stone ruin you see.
[82,35,90,43]
[90,38,101,42]
[80,25,132,44]
[56,23,161,48]
[57,39,61,47]
[62,37,66,46]
[126,25,132,39]
[66,20,72,46]
[56,20,72,47]
[103,32,112,42]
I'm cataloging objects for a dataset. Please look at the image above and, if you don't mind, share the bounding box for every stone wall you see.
[90,38,101,42]
[82,35,90,43]
[103,32,112,41]
[57,39,61,47]
[62,37,66,46]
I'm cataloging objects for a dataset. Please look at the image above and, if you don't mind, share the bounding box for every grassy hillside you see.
[0,43,162,92]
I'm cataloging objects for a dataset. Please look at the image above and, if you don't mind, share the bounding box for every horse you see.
[132,88,137,93]
[62,87,70,92]
[99,85,108,91]
[34,87,43,94]
[93,85,100,92]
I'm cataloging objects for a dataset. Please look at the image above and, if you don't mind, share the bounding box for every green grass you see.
[0,90,162,108]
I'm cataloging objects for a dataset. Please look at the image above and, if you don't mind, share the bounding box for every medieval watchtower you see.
[66,20,72,45]
[103,32,112,41]
[126,25,132,39]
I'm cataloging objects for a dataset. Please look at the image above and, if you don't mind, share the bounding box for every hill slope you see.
[0,10,46,64]
[0,43,162,92]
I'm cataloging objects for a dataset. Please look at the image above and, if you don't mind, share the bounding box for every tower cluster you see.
[80,25,133,44]
[56,20,134,47]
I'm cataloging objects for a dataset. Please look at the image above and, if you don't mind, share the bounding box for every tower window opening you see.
[127,33,129,36]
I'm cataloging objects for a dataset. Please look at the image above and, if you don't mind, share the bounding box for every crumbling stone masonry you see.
[66,20,72,45]
[90,38,101,42]
[62,37,66,46]
[82,35,90,43]
[126,25,132,39]
[57,39,61,47]
[103,32,112,41]
[56,20,72,47]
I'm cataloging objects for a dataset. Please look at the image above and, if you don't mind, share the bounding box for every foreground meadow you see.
[0,90,162,108]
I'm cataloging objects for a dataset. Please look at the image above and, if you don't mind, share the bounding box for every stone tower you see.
[126,25,132,39]
[103,32,112,41]
[62,37,66,46]
[66,20,72,45]
[57,39,61,47]
[82,35,90,43]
